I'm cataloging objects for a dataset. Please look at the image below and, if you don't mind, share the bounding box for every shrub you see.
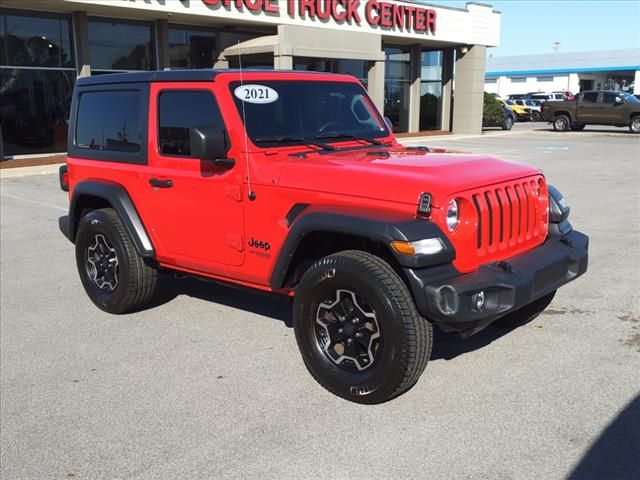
[483,92,503,125]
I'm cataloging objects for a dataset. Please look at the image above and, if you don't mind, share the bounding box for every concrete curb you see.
[0,163,65,179]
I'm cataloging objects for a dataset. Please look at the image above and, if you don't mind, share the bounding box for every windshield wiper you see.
[314,133,383,146]
[253,136,336,151]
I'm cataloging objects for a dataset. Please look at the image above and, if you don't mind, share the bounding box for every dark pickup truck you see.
[542,90,640,133]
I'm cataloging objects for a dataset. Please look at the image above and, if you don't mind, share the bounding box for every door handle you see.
[149,178,173,188]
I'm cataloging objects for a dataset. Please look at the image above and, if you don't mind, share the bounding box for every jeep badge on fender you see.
[58,70,589,404]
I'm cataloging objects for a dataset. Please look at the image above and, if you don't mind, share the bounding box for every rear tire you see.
[493,291,556,328]
[531,111,541,122]
[630,116,640,134]
[75,208,158,314]
[553,115,571,131]
[293,251,432,404]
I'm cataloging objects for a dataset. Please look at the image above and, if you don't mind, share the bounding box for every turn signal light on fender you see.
[391,238,444,256]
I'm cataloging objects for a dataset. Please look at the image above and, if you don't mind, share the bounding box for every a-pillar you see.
[452,45,486,134]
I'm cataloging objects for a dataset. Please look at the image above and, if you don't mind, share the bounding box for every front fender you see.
[270,205,455,290]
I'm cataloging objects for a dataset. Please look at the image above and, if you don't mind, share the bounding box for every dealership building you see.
[0,0,500,157]
[484,48,640,98]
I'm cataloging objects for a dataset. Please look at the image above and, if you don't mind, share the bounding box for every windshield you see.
[505,99,516,106]
[619,92,640,104]
[230,81,389,147]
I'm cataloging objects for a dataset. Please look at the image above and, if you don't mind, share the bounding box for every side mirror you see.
[189,126,234,168]
[383,116,393,129]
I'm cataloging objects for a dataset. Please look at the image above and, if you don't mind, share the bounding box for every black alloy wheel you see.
[294,250,432,404]
[75,208,158,314]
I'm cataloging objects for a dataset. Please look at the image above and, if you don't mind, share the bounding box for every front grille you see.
[454,176,548,272]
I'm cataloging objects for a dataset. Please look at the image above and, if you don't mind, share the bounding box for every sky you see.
[430,0,640,57]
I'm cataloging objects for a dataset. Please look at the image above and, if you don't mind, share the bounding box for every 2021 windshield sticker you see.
[234,84,279,104]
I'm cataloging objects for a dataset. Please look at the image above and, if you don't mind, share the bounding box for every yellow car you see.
[498,98,531,121]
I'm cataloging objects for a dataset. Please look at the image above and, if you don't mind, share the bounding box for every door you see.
[576,91,600,123]
[145,83,244,268]
[601,91,625,124]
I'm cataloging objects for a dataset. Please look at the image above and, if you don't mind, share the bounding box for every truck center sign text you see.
[201,0,437,34]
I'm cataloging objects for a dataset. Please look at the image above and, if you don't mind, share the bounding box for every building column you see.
[273,43,293,70]
[408,44,422,133]
[441,48,454,132]
[72,11,90,77]
[367,60,385,115]
[452,45,486,134]
[155,19,169,70]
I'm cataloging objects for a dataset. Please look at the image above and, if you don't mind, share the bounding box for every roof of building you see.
[486,48,640,77]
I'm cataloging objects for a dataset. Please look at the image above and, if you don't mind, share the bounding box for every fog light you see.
[472,291,486,311]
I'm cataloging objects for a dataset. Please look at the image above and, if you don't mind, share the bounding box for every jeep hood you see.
[278,148,542,207]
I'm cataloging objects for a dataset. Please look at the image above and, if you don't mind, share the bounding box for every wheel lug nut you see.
[347,338,352,344]
[352,318,358,324]
[355,332,362,338]
[338,328,343,333]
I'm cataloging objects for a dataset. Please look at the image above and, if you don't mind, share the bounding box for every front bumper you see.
[406,230,589,336]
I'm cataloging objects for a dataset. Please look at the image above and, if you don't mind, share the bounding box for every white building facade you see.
[484,49,640,98]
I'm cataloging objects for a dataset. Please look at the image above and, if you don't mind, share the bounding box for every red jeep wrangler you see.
[59,70,588,404]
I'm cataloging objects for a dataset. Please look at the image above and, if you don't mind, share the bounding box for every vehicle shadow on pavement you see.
[430,326,517,361]
[567,393,640,480]
[149,274,294,327]
[533,127,636,135]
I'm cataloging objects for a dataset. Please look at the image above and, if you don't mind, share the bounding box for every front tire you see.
[553,114,571,131]
[75,208,158,314]
[531,111,541,122]
[630,116,640,134]
[293,251,432,404]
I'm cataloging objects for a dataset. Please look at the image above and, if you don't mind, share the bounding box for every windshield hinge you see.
[227,234,244,252]
[225,184,243,202]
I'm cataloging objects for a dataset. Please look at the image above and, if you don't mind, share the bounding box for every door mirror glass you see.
[189,126,229,160]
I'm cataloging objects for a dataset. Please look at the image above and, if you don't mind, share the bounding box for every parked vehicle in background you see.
[498,98,530,121]
[553,91,574,101]
[507,94,527,101]
[483,105,516,130]
[542,90,640,133]
[515,99,543,121]
[526,92,567,103]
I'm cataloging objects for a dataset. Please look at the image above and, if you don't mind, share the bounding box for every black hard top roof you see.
[76,69,338,87]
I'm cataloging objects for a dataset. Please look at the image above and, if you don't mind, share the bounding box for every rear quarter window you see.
[68,83,149,164]
[76,91,142,152]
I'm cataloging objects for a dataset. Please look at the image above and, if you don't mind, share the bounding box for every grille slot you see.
[462,177,547,266]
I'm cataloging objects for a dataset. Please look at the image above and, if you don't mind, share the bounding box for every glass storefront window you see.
[384,46,411,133]
[88,19,154,71]
[169,26,218,69]
[294,58,369,86]
[0,69,75,155]
[0,10,74,68]
[419,49,444,131]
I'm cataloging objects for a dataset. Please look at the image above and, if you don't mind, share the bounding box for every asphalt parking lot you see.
[1,125,639,479]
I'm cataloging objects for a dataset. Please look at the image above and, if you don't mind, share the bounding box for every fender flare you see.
[69,180,155,258]
[269,205,455,290]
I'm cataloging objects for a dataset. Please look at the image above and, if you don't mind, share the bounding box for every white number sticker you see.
[234,84,279,104]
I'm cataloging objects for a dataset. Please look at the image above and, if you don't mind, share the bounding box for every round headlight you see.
[446,199,460,232]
